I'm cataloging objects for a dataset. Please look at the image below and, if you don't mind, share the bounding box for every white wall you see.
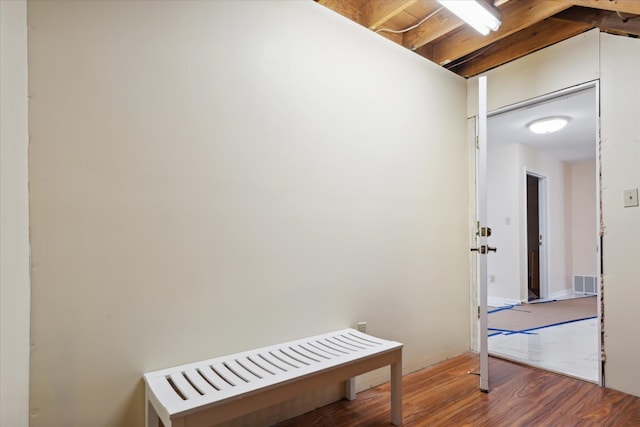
[569,161,598,277]
[27,1,470,425]
[600,33,640,397]
[518,145,571,299]
[471,29,640,398]
[486,142,572,303]
[468,29,600,117]
[487,144,521,304]
[0,1,31,426]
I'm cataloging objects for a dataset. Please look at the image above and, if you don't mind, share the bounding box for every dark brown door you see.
[527,174,540,301]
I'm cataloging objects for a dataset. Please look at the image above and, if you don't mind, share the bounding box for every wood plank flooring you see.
[275,353,640,426]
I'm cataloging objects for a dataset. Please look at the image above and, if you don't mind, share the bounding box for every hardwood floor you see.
[275,353,640,426]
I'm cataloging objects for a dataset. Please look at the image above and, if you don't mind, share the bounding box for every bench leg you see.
[146,399,160,427]
[145,386,162,427]
[390,361,402,425]
[345,377,356,401]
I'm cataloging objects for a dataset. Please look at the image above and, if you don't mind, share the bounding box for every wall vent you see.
[573,275,597,295]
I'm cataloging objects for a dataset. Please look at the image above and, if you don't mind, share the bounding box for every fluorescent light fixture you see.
[438,1,501,36]
[527,117,569,134]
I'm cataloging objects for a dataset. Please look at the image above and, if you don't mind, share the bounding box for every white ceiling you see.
[488,87,597,163]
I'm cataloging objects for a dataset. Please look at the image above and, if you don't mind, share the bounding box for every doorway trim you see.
[524,169,548,301]
[487,81,598,118]
[482,79,603,386]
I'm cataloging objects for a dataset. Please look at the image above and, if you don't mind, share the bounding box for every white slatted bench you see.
[144,328,403,427]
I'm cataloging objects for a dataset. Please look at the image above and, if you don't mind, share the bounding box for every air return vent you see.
[573,275,597,295]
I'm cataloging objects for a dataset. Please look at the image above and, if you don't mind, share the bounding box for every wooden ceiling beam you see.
[413,44,434,61]
[557,0,640,15]
[553,7,640,36]
[317,0,364,25]
[402,8,464,51]
[377,30,404,44]
[317,0,640,79]
[431,0,572,66]
[448,18,592,77]
[363,0,417,30]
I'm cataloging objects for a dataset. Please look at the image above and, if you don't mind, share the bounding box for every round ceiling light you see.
[527,117,569,134]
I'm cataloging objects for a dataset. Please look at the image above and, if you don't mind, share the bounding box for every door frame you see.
[478,79,603,386]
[524,169,548,301]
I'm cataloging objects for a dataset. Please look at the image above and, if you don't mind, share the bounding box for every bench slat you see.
[197,366,231,391]
[273,348,309,368]
[323,337,360,353]
[314,338,351,355]
[337,335,370,351]
[243,355,278,377]
[225,359,261,381]
[232,357,265,379]
[168,372,202,400]
[345,331,382,346]
[256,351,292,372]
[209,362,244,387]
[183,369,217,395]
[306,341,341,357]
[289,344,325,362]
[342,332,376,347]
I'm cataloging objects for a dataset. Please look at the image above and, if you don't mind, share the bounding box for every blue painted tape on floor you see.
[504,330,537,336]
[488,316,598,337]
[488,327,535,336]
[488,305,518,314]
[517,316,598,334]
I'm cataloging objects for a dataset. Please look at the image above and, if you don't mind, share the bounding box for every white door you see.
[474,76,493,392]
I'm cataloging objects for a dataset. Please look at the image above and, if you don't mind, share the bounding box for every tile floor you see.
[489,317,599,383]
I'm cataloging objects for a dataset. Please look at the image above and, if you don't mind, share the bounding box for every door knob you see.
[471,245,497,254]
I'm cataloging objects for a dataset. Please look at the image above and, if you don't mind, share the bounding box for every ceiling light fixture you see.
[438,1,502,36]
[527,117,569,134]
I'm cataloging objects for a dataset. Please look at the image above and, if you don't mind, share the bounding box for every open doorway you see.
[526,173,542,301]
[485,83,601,384]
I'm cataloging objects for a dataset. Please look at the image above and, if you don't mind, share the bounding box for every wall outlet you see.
[356,322,367,333]
[624,188,639,207]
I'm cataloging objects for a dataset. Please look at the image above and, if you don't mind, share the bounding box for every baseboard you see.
[549,289,573,300]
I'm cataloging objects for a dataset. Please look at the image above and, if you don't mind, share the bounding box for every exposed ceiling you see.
[488,86,596,163]
[317,0,640,78]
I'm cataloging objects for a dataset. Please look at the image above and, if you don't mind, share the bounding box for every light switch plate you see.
[623,188,639,208]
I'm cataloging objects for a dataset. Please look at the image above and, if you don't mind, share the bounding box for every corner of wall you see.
[0,0,31,426]
[599,31,640,397]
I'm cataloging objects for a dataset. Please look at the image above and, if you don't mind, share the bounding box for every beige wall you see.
[486,144,521,304]
[468,29,600,117]
[487,142,575,303]
[600,33,640,396]
[470,29,640,397]
[0,1,31,426]
[27,1,470,425]
[569,161,598,277]
[518,145,572,299]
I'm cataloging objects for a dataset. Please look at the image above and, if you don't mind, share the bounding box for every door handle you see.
[471,245,497,254]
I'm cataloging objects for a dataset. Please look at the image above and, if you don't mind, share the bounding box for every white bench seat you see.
[144,328,403,427]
